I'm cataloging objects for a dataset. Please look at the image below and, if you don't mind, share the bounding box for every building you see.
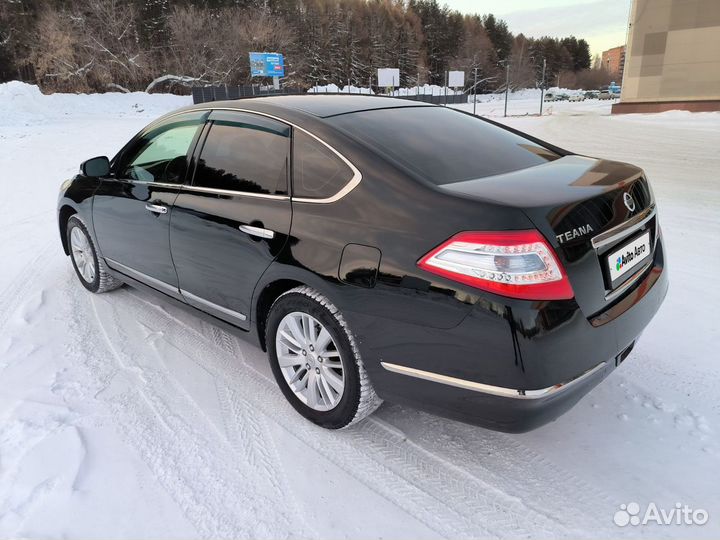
[613,0,720,113]
[601,45,626,79]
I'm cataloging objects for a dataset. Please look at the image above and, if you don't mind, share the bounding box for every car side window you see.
[292,130,355,199]
[118,120,202,184]
[193,115,290,195]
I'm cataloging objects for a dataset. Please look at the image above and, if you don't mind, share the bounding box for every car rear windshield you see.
[327,106,560,185]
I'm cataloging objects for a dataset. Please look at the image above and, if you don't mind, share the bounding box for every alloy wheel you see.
[275,311,345,411]
[70,226,96,283]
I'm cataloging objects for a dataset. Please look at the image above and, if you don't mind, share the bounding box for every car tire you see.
[266,286,382,429]
[67,215,123,294]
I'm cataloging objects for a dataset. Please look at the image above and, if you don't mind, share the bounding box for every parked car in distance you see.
[585,90,600,99]
[568,94,585,102]
[598,90,614,100]
[58,95,668,432]
[543,93,556,102]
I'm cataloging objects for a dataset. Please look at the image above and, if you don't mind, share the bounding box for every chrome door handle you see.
[239,224,275,239]
[145,203,168,214]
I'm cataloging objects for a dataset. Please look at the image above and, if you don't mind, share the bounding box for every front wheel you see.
[266,286,381,429]
[67,215,122,294]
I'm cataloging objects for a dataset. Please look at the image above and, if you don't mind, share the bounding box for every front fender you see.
[57,175,102,255]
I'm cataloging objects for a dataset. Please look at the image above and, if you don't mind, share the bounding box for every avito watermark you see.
[614,502,709,527]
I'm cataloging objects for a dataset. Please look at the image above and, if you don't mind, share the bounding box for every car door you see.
[170,110,292,328]
[92,112,207,298]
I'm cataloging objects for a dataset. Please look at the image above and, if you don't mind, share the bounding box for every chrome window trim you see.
[380,361,607,400]
[591,205,656,249]
[114,178,290,200]
[105,258,179,296]
[158,106,362,204]
[179,184,290,200]
[112,179,185,188]
[180,289,247,322]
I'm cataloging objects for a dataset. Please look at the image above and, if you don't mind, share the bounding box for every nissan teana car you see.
[57,95,668,432]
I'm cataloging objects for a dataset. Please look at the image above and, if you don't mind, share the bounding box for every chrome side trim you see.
[105,258,179,295]
[380,361,607,400]
[180,289,247,322]
[105,259,247,323]
[591,205,655,249]
[157,106,363,204]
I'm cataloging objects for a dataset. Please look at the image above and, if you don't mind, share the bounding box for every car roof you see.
[184,94,435,119]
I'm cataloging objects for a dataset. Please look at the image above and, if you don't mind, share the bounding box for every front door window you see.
[117,119,203,184]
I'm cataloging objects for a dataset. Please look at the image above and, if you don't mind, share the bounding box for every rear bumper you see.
[345,239,668,432]
[376,358,614,433]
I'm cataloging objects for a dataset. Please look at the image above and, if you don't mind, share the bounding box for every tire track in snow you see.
[78,290,309,539]
[104,289,575,539]
[372,408,615,534]
[211,319,607,536]
[132,300,315,538]
[157,336,314,538]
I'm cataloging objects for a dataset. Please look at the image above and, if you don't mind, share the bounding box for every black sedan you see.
[57,95,668,432]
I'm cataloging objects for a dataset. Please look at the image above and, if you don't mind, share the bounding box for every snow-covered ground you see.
[1,82,719,539]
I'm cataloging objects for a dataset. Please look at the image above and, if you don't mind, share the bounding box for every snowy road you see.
[1,83,719,539]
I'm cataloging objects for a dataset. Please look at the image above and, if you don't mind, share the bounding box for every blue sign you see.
[249,52,285,77]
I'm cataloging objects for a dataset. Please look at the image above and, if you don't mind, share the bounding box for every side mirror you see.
[81,156,110,177]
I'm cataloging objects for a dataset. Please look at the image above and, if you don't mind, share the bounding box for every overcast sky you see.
[443,0,632,57]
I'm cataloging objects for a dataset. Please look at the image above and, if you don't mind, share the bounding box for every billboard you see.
[249,52,285,77]
[377,68,400,87]
[448,70,465,87]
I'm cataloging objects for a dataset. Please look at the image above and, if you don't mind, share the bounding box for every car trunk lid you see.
[440,155,657,316]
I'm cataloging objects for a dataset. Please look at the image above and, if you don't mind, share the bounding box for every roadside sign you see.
[448,70,465,88]
[377,68,400,87]
[249,52,285,77]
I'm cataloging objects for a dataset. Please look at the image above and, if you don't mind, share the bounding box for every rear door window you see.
[292,130,355,199]
[327,106,560,185]
[193,114,290,195]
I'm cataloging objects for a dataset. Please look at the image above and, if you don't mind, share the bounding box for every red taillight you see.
[417,230,574,300]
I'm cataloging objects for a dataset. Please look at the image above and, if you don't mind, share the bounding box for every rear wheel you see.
[266,286,381,429]
[67,215,122,293]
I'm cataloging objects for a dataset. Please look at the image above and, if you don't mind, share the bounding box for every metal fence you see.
[191,85,301,104]
[191,85,468,105]
[393,93,468,105]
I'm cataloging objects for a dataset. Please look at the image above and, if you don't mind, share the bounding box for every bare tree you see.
[509,34,537,89]
[29,7,89,92]
[28,0,147,92]
[78,0,147,89]
[162,4,295,90]
[10,0,602,94]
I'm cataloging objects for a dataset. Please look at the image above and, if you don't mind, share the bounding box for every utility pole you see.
[540,58,546,116]
[444,71,448,106]
[503,62,510,118]
[473,67,478,115]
